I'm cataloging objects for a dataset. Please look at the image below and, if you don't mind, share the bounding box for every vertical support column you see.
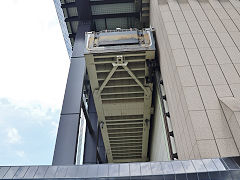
[52,22,91,165]
[97,127,107,163]
[83,90,107,164]
[83,91,98,164]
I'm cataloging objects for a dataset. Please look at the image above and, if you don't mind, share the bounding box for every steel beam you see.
[75,0,91,20]
[52,22,91,165]
[69,33,76,39]
[65,12,139,22]
[61,2,76,8]
[90,0,134,5]
[83,91,98,164]
[93,12,139,19]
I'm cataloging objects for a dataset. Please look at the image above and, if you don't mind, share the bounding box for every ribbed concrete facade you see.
[150,0,240,160]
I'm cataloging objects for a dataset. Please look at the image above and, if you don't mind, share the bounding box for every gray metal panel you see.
[161,161,174,174]
[212,158,226,171]
[34,166,49,178]
[0,157,239,179]
[24,166,38,178]
[86,164,98,178]
[75,165,88,178]
[53,22,92,166]
[171,161,185,174]
[53,114,80,165]
[140,162,152,176]
[13,166,29,179]
[202,159,217,172]
[181,160,196,173]
[44,166,58,178]
[0,167,10,178]
[151,162,163,175]
[192,160,207,172]
[72,22,91,58]
[97,164,108,177]
[65,166,79,177]
[2,167,18,179]
[130,163,141,176]
[119,163,130,177]
[60,58,86,115]
[109,164,119,177]
[55,166,68,178]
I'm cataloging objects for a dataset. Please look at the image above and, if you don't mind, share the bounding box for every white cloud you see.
[0,0,69,109]
[7,128,22,144]
[50,121,59,138]
[16,151,25,158]
[0,0,68,165]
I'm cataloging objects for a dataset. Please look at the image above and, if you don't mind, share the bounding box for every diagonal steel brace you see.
[123,65,151,96]
[97,65,118,96]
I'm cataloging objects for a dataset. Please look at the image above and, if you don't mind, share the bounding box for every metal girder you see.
[83,91,98,164]
[75,0,91,20]
[65,16,79,22]
[90,0,135,5]
[93,12,139,19]
[61,2,76,8]
[69,33,76,38]
[81,101,94,135]
[66,12,139,22]
[52,22,91,166]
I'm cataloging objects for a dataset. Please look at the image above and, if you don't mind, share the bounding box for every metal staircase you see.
[84,28,155,163]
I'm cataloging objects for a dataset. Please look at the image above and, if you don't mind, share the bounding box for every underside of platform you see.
[84,29,155,163]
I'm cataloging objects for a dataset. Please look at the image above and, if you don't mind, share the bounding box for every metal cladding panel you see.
[61,57,86,115]
[1,167,17,179]
[13,166,29,179]
[2,157,240,179]
[52,114,80,165]
[84,28,155,163]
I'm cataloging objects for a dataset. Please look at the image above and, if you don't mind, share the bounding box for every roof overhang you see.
[59,0,150,46]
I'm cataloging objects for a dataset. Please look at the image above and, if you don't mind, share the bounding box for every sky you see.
[0,0,70,165]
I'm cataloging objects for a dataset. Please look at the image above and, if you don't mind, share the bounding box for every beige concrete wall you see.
[150,88,170,161]
[150,0,240,160]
